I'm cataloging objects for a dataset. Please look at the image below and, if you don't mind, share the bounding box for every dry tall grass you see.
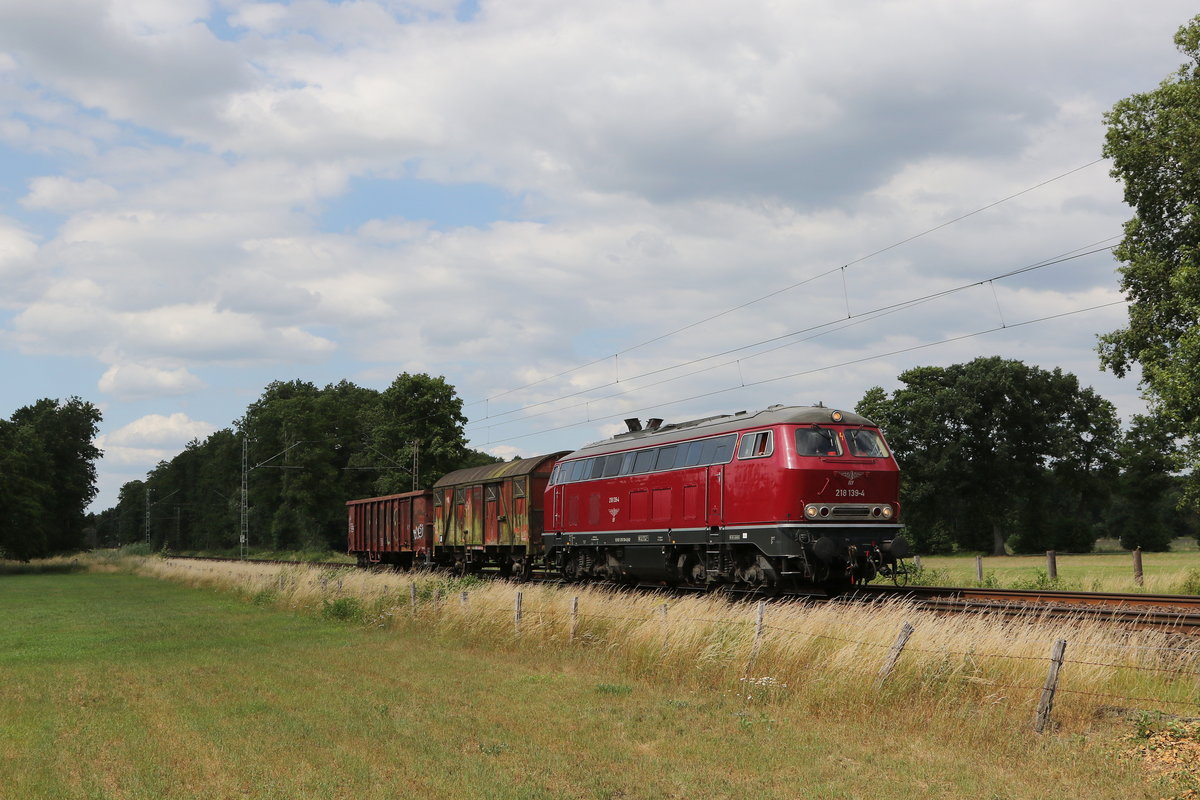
[107,554,1200,733]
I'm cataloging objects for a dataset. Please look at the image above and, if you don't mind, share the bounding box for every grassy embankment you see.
[3,553,1198,799]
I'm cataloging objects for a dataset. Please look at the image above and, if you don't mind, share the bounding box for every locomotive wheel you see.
[683,554,706,586]
[562,555,581,582]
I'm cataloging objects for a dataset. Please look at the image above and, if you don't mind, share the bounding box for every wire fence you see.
[401,585,1200,731]
[162,559,1200,730]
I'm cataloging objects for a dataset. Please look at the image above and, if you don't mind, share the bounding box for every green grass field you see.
[0,568,1189,799]
[915,540,1200,593]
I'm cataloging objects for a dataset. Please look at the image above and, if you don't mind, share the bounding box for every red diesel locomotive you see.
[347,404,909,589]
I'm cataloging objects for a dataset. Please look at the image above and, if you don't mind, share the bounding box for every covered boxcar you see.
[541,405,906,589]
[346,489,434,568]
[431,452,569,578]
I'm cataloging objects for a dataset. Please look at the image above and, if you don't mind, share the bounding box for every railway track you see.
[164,555,1200,631]
[843,584,1200,630]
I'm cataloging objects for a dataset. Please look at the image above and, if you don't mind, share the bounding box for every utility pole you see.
[144,487,151,545]
[240,435,249,559]
[411,440,419,491]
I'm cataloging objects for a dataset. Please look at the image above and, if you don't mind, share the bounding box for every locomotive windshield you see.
[845,428,889,458]
[795,426,842,456]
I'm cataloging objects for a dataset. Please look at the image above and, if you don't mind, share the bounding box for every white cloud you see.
[96,411,217,471]
[22,177,118,211]
[104,411,216,447]
[0,219,38,285]
[98,363,205,400]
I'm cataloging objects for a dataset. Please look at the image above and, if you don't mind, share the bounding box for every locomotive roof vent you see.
[645,418,664,431]
[624,418,643,432]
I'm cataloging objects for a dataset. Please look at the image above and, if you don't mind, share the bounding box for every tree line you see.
[0,398,102,560]
[858,356,1197,555]
[4,361,1197,560]
[88,373,500,554]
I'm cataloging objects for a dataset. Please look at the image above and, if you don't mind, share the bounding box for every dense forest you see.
[88,373,499,554]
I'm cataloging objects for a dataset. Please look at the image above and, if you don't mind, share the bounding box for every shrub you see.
[321,596,365,623]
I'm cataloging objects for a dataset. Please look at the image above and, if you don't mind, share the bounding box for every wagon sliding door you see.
[484,483,501,546]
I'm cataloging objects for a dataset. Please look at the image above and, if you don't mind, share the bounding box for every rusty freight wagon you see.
[346,490,434,568]
[431,452,568,579]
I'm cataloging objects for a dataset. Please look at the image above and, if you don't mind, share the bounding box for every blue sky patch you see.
[318,176,515,232]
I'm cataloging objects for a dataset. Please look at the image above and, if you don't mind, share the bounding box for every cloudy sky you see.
[0,0,1193,511]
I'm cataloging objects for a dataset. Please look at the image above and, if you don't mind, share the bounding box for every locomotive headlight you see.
[882,506,894,519]
[831,410,843,422]
[804,504,820,519]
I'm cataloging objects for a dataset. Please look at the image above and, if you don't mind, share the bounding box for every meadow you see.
[915,538,1200,593]
[2,553,1199,798]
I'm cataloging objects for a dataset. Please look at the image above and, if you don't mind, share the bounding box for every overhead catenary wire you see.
[478,298,1127,445]
[463,158,1108,410]
[464,237,1119,432]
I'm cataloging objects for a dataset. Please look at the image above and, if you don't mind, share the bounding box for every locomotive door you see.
[551,484,563,530]
[484,484,501,546]
[706,465,724,526]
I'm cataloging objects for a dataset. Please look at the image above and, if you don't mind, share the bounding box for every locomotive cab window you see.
[845,428,889,458]
[737,430,774,459]
[795,426,843,457]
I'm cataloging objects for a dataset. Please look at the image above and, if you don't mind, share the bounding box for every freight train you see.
[346,404,909,590]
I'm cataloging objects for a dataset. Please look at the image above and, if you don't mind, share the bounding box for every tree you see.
[364,373,469,495]
[1102,415,1181,551]
[858,357,1120,555]
[0,397,102,559]
[1100,14,1200,507]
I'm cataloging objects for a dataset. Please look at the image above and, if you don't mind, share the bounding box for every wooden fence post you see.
[410,582,417,616]
[570,596,579,642]
[1046,551,1057,581]
[660,603,669,649]
[913,555,922,571]
[515,591,524,631]
[875,622,915,688]
[1034,639,1068,733]
[748,601,766,662]
[1133,548,1144,587]
[460,591,469,606]
[975,556,983,583]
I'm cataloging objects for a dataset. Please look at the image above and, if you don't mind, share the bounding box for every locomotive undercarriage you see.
[549,525,907,590]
